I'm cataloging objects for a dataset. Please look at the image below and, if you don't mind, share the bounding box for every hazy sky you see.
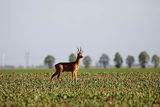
[0,0,160,66]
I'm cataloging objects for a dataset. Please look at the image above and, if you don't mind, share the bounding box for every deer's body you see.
[51,48,83,81]
[55,62,80,72]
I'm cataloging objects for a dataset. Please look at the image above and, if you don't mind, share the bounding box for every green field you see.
[0,68,160,107]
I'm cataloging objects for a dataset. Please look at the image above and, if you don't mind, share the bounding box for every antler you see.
[80,47,83,53]
[77,48,80,53]
[77,47,83,53]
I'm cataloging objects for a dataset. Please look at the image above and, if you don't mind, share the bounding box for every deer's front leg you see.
[73,71,78,82]
[72,72,74,80]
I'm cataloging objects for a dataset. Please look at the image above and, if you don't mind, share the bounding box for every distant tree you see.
[44,55,55,69]
[138,51,150,68]
[126,55,135,68]
[69,53,76,62]
[83,56,92,68]
[114,52,123,68]
[151,54,160,68]
[99,53,110,68]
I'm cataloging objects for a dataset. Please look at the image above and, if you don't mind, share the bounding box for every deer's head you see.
[77,47,83,58]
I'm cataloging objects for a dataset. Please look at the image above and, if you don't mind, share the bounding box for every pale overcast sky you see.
[0,0,160,66]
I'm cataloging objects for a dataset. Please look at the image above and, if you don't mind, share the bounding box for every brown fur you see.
[50,48,83,81]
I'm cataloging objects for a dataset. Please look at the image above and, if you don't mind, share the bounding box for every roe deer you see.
[50,48,83,81]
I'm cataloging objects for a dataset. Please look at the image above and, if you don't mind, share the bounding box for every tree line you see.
[44,51,160,69]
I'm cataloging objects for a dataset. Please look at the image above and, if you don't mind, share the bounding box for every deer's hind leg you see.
[52,64,63,80]
[57,69,63,80]
[50,71,59,81]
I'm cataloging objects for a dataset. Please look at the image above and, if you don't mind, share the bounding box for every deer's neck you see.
[75,57,81,66]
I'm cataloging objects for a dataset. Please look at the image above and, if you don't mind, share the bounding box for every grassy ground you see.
[0,68,160,107]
